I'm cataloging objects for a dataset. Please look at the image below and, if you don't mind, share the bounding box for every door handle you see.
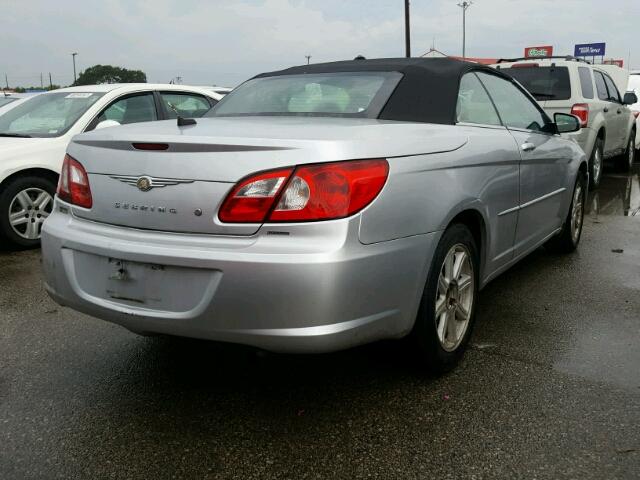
[521,142,536,152]
[617,109,622,114]
[603,107,609,113]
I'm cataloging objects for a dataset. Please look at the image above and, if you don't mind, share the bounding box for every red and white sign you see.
[603,59,624,68]
[524,45,553,58]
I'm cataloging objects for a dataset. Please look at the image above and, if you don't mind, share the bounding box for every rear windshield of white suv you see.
[501,66,571,101]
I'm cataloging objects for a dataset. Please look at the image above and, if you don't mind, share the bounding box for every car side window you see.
[594,71,609,101]
[160,92,213,119]
[456,73,501,126]
[476,71,549,133]
[578,67,594,99]
[602,74,621,103]
[88,92,157,131]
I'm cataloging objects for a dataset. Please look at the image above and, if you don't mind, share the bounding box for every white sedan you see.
[0,84,221,246]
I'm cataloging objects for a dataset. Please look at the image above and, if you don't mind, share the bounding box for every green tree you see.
[74,65,147,85]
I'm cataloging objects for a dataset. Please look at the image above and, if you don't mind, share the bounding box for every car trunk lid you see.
[66,117,466,235]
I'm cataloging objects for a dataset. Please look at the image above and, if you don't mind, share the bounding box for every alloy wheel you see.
[570,181,584,243]
[434,244,475,352]
[593,145,602,185]
[8,188,53,240]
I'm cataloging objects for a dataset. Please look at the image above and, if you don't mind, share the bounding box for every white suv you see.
[494,57,637,189]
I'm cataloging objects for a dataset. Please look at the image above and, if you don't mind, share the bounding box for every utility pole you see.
[40,73,43,89]
[457,1,473,59]
[71,52,78,84]
[404,0,411,57]
[49,72,53,90]
[5,74,8,89]
[305,55,311,65]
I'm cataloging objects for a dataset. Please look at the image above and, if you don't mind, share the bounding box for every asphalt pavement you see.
[1,166,639,479]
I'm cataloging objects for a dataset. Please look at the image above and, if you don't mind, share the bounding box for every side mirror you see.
[94,119,121,130]
[554,113,581,134]
[623,92,638,105]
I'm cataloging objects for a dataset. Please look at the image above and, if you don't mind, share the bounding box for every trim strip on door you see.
[498,187,566,217]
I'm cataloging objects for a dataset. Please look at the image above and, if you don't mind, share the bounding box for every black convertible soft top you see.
[254,57,511,125]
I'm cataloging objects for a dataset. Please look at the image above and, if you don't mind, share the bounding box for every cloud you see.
[0,0,638,88]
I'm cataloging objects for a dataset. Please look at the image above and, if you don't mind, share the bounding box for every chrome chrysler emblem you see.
[110,175,194,191]
[136,176,152,192]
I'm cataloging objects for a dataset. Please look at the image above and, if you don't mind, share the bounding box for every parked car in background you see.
[627,73,640,152]
[494,56,637,188]
[0,84,221,247]
[42,58,587,372]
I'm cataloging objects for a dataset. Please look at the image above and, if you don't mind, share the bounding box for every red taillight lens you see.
[570,103,589,128]
[218,168,293,222]
[57,154,93,208]
[218,159,389,223]
[270,159,389,222]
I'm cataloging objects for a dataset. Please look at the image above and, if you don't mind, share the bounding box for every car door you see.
[602,72,628,152]
[455,72,520,273]
[477,71,569,257]
[84,92,159,131]
[158,91,216,119]
[593,70,621,155]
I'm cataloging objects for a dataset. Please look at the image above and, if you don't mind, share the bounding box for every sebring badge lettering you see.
[114,203,177,214]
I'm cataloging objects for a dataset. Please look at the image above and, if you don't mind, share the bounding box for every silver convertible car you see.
[42,58,587,371]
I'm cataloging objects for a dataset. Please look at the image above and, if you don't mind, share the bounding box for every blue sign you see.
[574,42,606,57]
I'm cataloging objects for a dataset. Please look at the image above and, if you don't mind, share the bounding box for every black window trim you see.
[593,70,610,102]
[598,70,622,104]
[474,69,557,136]
[84,90,161,132]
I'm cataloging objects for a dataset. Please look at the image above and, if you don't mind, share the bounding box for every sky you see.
[2,0,639,88]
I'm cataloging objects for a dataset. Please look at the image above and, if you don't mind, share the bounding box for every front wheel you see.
[545,173,587,254]
[412,223,479,373]
[0,176,56,248]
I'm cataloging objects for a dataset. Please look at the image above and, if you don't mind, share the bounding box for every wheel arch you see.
[0,168,59,192]
[445,207,487,281]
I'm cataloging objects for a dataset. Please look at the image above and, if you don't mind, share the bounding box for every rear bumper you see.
[41,207,438,353]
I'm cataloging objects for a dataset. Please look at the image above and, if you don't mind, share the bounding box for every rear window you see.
[207,72,402,118]
[578,67,594,99]
[501,66,571,101]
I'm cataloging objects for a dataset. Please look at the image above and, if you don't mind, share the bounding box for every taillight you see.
[570,103,589,128]
[633,111,640,119]
[218,159,389,223]
[57,154,93,208]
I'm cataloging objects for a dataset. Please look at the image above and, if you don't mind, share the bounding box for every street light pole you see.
[71,52,78,84]
[457,1,473,59]
[404,0,411,57]
[305,55,311,65]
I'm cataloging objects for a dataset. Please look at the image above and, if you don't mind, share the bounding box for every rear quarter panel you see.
[359,125,521,280]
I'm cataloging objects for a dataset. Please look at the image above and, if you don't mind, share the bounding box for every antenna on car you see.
[167,101,197,127]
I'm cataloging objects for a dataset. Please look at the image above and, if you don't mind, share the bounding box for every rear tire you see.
[545,172,586,254]
[0,175,56,248]
[411,223,479,374]
[619,132,635,172]
[588,137,604,190]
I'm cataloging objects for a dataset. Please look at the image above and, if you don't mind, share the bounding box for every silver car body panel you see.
[42,116,586,353]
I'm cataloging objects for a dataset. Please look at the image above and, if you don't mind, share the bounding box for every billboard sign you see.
[524,45,553,58]
[574,42,606,57]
